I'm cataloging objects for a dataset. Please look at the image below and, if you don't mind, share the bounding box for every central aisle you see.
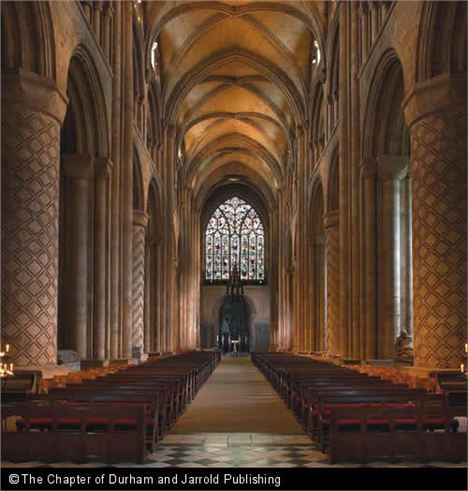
[170,355,304,434]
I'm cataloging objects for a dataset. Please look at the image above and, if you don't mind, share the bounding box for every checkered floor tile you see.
[2,433,466,468]
[145,444,328,468]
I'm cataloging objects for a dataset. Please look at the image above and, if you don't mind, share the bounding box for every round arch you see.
[63,45,109,158]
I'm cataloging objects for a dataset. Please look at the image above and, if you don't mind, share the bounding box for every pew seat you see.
[2,403,146,464]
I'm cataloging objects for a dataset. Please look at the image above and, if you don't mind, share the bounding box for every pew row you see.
[2,403,146,464]
[252,352,467,463]
[1,351,220,464]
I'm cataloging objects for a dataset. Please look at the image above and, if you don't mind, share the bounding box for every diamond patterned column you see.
[132,211,148,359]
[2,108,60,366]
[324,210,340,354]
[411,108,466,368]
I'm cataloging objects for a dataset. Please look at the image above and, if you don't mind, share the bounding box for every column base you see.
[340,358,362,365]
[109,358,138,367]
[80,359,110,369]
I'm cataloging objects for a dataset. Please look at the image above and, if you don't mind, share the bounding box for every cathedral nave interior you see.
[1,0,466,475]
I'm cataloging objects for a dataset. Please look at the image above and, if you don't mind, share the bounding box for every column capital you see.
[62,154,94,179]
[323,210,339,229]
[377,154,409,181]
[2,68,68,124]
[402,74,467,128]
[95,157,114,179]
[133,210,149,228]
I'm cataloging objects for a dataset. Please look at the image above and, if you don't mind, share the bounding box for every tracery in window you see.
[205,196,265,282]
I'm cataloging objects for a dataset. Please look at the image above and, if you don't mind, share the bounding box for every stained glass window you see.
[205,196,265,282]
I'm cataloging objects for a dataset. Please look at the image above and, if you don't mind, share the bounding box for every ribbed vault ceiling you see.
[144,1,326,200]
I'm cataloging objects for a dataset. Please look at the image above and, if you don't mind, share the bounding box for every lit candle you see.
[5,344,10,352]
[465,343,467,353]
[9,363,13,372]
[461,364,465,374]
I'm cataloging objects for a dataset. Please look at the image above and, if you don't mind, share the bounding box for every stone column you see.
[92,3,102,43]
[315,238,326,351]
[361,160,377,360]
[370,2,379,44]
[109,1,122,360]
[132,210,149,360]
[102,5,112,62]
[2,70,66,367]
[62,155,93,359]
[144,239,153,353]
[404,76,467,368]
[359,3,368,64]
[376,156,407,359]
[403,175,413,337]
[94,158,113,360]
[338,1,351,358]
[324,210,340,354]
[156,241,163,352]
[121,1,134,359]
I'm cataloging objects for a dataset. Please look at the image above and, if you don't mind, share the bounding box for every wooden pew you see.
[314,390,427,450]
[252,352,465,464]
[37,388,166,449]
[1,372,39,402]
[2,351,220,463]
[2,402,146,464]
[329,404,467,463]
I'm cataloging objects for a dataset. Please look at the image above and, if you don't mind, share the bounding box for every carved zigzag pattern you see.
[132,224,146,352]
[326,224,340,354]
[1,110,60,366]
[412,109,467,368]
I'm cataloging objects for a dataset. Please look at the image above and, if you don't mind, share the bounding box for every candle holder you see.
[0,343,14,378]
[460,343,468,375]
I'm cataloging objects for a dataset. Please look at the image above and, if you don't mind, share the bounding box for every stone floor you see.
[3,435,465,468]
[170,355,303,434]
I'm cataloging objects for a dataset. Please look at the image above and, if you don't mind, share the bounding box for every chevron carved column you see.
[405,78,467,368]
[324,210,340,354]
[132,210,149,359]
[1,73,66,367]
